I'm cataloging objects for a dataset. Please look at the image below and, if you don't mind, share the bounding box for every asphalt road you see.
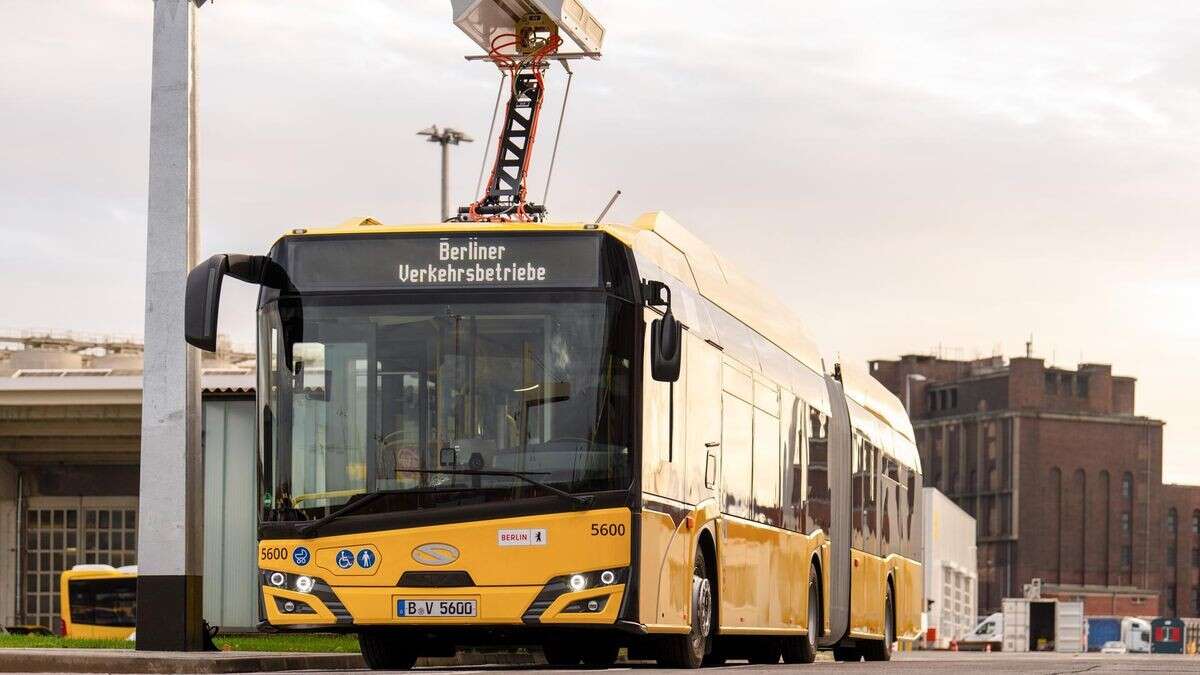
[259,652,1200,674]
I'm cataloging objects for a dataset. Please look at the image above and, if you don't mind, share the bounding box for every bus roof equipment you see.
[450,0,604,223]
[451,0,604,54]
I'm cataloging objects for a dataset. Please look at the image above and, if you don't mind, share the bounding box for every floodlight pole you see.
[418,125,473,222]
[137,0,206,651]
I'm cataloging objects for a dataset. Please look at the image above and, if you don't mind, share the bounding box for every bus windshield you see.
[260,294,635,521]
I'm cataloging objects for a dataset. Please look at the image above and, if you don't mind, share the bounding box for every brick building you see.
[870,353,1200,618]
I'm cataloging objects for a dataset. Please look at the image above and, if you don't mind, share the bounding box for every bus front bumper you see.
[260,570,628,629]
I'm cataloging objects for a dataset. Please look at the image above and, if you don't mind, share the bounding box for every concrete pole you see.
[441,139,450,222]
[137,0,205,651]
[418,126,471,222]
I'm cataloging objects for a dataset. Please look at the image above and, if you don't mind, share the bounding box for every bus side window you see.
[781,394,806,532]
[806,406,830,534]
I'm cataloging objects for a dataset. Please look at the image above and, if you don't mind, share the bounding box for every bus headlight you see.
[569,574,588,592]
[269,572,286,587]
[599,570,616,585]
[294,575,314,594]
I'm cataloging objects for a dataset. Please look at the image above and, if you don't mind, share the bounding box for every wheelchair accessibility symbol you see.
[336,549,355,569]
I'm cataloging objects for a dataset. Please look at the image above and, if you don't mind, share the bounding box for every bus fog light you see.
[294,575,314,594]
[269,572,286,587]
[599,570,616,585]
[569,574,588,592]
[587,600,599,612]
[282,601,295,613]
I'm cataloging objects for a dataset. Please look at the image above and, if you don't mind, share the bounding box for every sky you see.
[1,1,1197,482]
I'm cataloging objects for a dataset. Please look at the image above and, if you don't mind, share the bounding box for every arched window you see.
[1168,508,1178,534]
[1122,473,1133,499]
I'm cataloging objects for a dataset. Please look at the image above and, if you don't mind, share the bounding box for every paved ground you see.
[253,652,1199,675]
[14,650,1200,674]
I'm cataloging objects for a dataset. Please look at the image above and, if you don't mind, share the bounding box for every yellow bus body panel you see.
[716,517,823,634]
[848,548,924,641]
[260,508,631,627]
[59,568,136,641]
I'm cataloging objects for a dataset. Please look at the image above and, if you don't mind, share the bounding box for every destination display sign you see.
[286,234,602,291]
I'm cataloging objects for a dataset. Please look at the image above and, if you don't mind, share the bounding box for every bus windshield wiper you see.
[297,489,404,537]
[410,469,594,509]
[297,471,594,536]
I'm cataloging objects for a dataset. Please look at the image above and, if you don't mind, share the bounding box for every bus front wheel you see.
[656,549,714,668]
[358,629,419,671]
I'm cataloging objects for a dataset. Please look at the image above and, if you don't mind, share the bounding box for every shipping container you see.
[921,488,978,649]
[1085,616,1120,652]
[1000,597,1084,653]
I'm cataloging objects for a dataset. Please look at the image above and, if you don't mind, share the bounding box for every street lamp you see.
[418,125,473,222]
[905,373,927,415]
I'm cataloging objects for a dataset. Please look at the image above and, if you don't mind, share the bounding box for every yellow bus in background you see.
[59,564,137,640]
[186,212,922,668]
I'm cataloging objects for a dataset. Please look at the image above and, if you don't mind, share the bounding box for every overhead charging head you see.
[451,0,604,55]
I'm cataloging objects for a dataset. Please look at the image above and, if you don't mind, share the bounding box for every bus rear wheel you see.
[782,573,819,663]
[656,549,713,668]
[862,584,895,662]
[358,629,419,671]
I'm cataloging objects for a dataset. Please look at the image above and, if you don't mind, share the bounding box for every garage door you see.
[23,497,138,629]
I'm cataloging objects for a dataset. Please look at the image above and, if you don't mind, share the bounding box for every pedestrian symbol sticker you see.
[357,549,377,569]
[293,547,310,566]
[336,549,354,569]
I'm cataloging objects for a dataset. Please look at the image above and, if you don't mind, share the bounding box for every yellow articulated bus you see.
[59,564,138,640]
[185,211,922,668]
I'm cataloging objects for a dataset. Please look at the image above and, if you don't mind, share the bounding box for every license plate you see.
[396,598,478,618]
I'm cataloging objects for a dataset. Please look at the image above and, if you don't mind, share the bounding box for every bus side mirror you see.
[185,253,277,351]
[185,254,231,352]
[651,312,682,382]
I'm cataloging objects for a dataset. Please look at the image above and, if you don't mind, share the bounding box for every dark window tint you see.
[68,577,136,627]
[782,396,807,532]
[806,406,831,534]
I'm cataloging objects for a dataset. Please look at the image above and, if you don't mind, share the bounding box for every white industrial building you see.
[922,486,979,648]
[0,331,258,631]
